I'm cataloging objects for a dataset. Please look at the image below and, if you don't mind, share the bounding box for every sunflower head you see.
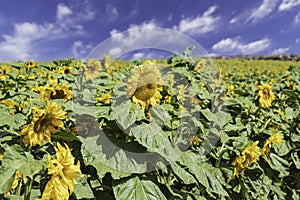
[257,84,275,108]
[27,60,36,69]
[84,59,102,80]
[21,102,67,146]
[0,64,12,80]
[126,64,166,110]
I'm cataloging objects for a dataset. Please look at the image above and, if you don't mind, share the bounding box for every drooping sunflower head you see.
[126,64,166,109]
[257,84,275,108]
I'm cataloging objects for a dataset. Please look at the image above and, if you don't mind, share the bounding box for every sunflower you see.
[33,84,73,101]
[55,66,73,75]
[40,143,82,200]
[257,84,275,108]
[126,64,166,110]
[0,64,12,80]
[262,133,284,156]
[27,60,36,69]
[232,141,260,177]
[193,59,206,73]
[20,102,67,146]
[84,59,102,80]
[95,91,111,104]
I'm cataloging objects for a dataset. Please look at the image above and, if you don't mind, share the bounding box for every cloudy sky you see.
[0,0,299,61]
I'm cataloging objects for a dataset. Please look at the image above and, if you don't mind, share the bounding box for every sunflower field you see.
[0,49,299,200]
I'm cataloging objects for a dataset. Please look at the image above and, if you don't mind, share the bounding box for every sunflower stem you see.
[24,176,33,200]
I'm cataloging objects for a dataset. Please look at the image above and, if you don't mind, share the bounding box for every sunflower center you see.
[50,90,65,99]
[263,88,270,97]
[34,113,50,133]
[134,83,157,101]
[64,68,71,74]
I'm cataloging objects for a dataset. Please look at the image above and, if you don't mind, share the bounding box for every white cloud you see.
[105,4,118,20]
[278,0,300,11]
[247,0,279,23]
[0,1,96,61]
[294,11,300,24]
[96,20,208,59]
[230,17,238,24]
[71,40,93,59]
[272,47,290,54]
[57,3,73,21]
[174,6,221,36]
[0,22,53,60]
[212,37,271,54]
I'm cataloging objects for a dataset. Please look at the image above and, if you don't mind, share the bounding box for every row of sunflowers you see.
[0,50,299,199]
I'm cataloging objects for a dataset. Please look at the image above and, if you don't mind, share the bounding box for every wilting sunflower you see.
[40,143,82,200]
[84,59,102,80]
[257,84,275,108]
[126,64,166,110]
[20,102,67,146]
[262,133,284,156]
[232,141,260,177]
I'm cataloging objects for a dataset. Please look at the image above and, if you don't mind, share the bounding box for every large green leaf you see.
[79,134,147,179]
[112,98,145,130]
[113,176,167,200]
[74,176,94,199]
[265,153,289,177]
[0,144,44,193]
[178,152,228,197]
[130,122,182,162]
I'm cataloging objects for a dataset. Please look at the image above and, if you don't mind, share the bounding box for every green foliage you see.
[0,54,299,199]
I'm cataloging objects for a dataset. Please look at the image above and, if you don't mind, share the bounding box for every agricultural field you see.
[0,50,299,199]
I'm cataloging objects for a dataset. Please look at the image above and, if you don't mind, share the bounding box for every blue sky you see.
[0,0,299,61]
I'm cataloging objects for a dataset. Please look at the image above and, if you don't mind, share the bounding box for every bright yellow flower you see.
[5,170,22,195]
[262,133,284,156]
[126,64,165,110]
[0,64,12,80]
[20,102,67,146]
[84,59,102,80]
[193,59,206,73]
[55,66,73,74]
[27,60,36,69]
[96,92,111,104]
[232,141,260,177]
[227,84,235,95]
[0,99,16,109]
[190,136,202,146]
[257,84,275,108]
[33,84,73,101]
[40,143,82,200]
[177,84,186,102]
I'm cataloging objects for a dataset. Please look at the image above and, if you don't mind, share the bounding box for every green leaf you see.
[130,122,182,162]
[79,134,147,179]
[178,152,228,197]
[113,176,167,200]
[112,97,145,130]
[0,109,14,128]
[149,105,172,129]
[74,176,94,199]
[0,144,44,193]
[265,153,289,177]
[171,162,197,184]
